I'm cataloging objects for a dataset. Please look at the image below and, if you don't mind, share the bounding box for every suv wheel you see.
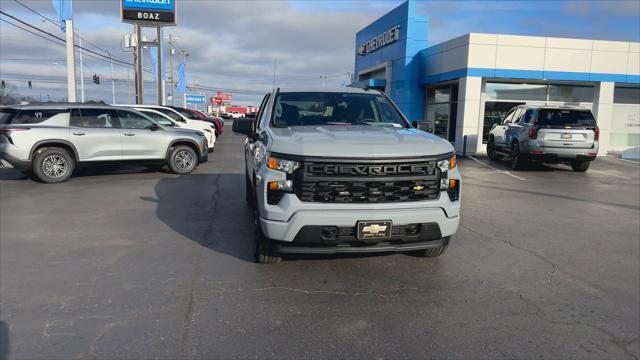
[254,219,281,263]
[32,147,74,183]
[510,142,526,170]
[571,161,590,172]
[408,237,449,257]
[487,137,502,161]
[168,145,197,174]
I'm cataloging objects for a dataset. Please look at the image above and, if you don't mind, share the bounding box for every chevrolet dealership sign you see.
[121,0,176,25]
[357,25,400,56]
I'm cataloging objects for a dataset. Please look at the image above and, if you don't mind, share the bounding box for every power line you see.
[0,11,155,77]
[11,0,130,65]
[0,10,134,67]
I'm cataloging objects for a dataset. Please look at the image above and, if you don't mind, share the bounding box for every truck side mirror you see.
[412,120,430,131]
[232,118,255,136]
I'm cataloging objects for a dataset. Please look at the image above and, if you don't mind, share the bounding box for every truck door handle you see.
[72,132,85,136]
[124,133,135,136]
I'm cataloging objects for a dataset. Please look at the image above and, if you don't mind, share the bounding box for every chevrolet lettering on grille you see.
[306,163,436,177]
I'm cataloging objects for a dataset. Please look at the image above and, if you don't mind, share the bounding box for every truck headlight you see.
[267,156,300,174]
[438,154,456,190]
[437,154,456,173]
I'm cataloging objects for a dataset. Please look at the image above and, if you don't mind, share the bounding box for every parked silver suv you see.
[0,103,208,183]
[487,105,599,171]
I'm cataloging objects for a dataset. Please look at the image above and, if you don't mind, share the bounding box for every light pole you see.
[320,75,327,88]
[106,48,116,104]
[168,34,175,105]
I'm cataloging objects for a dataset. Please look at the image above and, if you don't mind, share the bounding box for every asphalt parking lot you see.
[1,124,639,359]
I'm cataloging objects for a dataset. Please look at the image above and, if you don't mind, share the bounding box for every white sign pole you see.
[65,20,77,102]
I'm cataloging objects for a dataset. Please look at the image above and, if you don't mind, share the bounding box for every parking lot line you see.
[467,156,527,181]
[618,158,640,165]
[589,169,633,180]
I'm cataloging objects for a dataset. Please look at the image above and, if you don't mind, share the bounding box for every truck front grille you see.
[298,179,440,203]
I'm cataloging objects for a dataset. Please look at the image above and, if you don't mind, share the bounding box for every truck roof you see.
[276,87,375,94]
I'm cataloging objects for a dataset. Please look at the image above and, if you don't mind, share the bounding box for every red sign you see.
[216,91,232,101]
[214,98,223,105]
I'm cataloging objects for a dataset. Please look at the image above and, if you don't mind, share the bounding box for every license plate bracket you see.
[357,220,392,240]
[561,133,572,140]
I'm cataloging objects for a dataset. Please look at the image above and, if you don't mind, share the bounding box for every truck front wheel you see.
[254,220,281,263]
[407,237,450,257]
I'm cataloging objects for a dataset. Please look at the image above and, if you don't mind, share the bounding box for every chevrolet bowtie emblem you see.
[413,185,425,191]
[362,224,388,234]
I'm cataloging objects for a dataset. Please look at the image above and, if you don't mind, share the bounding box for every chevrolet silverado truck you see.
[233,88,460,263]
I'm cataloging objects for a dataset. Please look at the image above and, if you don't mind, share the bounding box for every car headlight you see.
[266,156,300,174]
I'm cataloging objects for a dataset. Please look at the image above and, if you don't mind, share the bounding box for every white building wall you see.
[592,82,615,154]
[455,77,483,154]
[423,33,640,79]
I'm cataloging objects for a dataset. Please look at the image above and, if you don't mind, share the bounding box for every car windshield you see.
[152,107,182,121]
[175,108,198,119]
[537,109,596,128]
[272,92,408,128]
[140,111,175,126]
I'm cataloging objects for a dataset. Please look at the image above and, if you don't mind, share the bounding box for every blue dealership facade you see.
[354,0,640,154]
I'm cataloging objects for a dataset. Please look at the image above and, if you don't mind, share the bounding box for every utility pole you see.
[168,34,175,105]
[106,49,115,104]
[65,19,76,102]
[78,29,85,102]
[134,24,143,104]
[127,69,131,103]
[156,26,163,105]
[272,56,277,89]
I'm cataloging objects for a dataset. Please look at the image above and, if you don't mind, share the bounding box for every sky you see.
[1,0,639,106]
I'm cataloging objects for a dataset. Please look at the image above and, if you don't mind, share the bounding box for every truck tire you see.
[408,237,450,257]
[168,145,197,175]
[571,161,590,172]
[254,221,281,263]
[32,147,75,183]
[487,137,502,161]
[510,142,526,170]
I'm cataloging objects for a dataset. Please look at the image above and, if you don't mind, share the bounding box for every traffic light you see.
[28,81,32,89]
[1,80,5,89]
[93,74,100,84]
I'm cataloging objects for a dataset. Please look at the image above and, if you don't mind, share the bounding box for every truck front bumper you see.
[260,205,459,243]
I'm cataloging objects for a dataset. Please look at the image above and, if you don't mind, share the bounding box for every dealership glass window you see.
[614,86,640,104]
[548,85,594,103]
[425,83,458,141]
[485,82,547,101]
[610,86,640,149]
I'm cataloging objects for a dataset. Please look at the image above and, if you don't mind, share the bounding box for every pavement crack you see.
[462,224,556,282]
[213,285,373,296]
[177,174,220,359]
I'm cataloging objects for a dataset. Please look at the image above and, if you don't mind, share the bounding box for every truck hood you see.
[268,125,454,158]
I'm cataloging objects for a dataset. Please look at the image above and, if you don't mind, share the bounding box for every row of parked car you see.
[0,103,225,183]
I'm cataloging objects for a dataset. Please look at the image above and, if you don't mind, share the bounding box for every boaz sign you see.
[121,0,176,25]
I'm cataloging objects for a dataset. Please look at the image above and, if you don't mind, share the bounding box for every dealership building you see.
[354,0,640,155]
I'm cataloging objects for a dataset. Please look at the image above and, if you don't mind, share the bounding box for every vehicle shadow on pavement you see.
[0,321,9,360]
[145,173,257,262]
[146,173,402,263]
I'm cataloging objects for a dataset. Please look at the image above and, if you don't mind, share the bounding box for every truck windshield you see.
[272,92,409,128]
[537,109,596,128]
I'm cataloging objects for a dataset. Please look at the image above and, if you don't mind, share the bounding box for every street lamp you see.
[320,75,327,88]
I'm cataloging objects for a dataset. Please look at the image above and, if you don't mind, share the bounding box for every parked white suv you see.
[115,104,216,149]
